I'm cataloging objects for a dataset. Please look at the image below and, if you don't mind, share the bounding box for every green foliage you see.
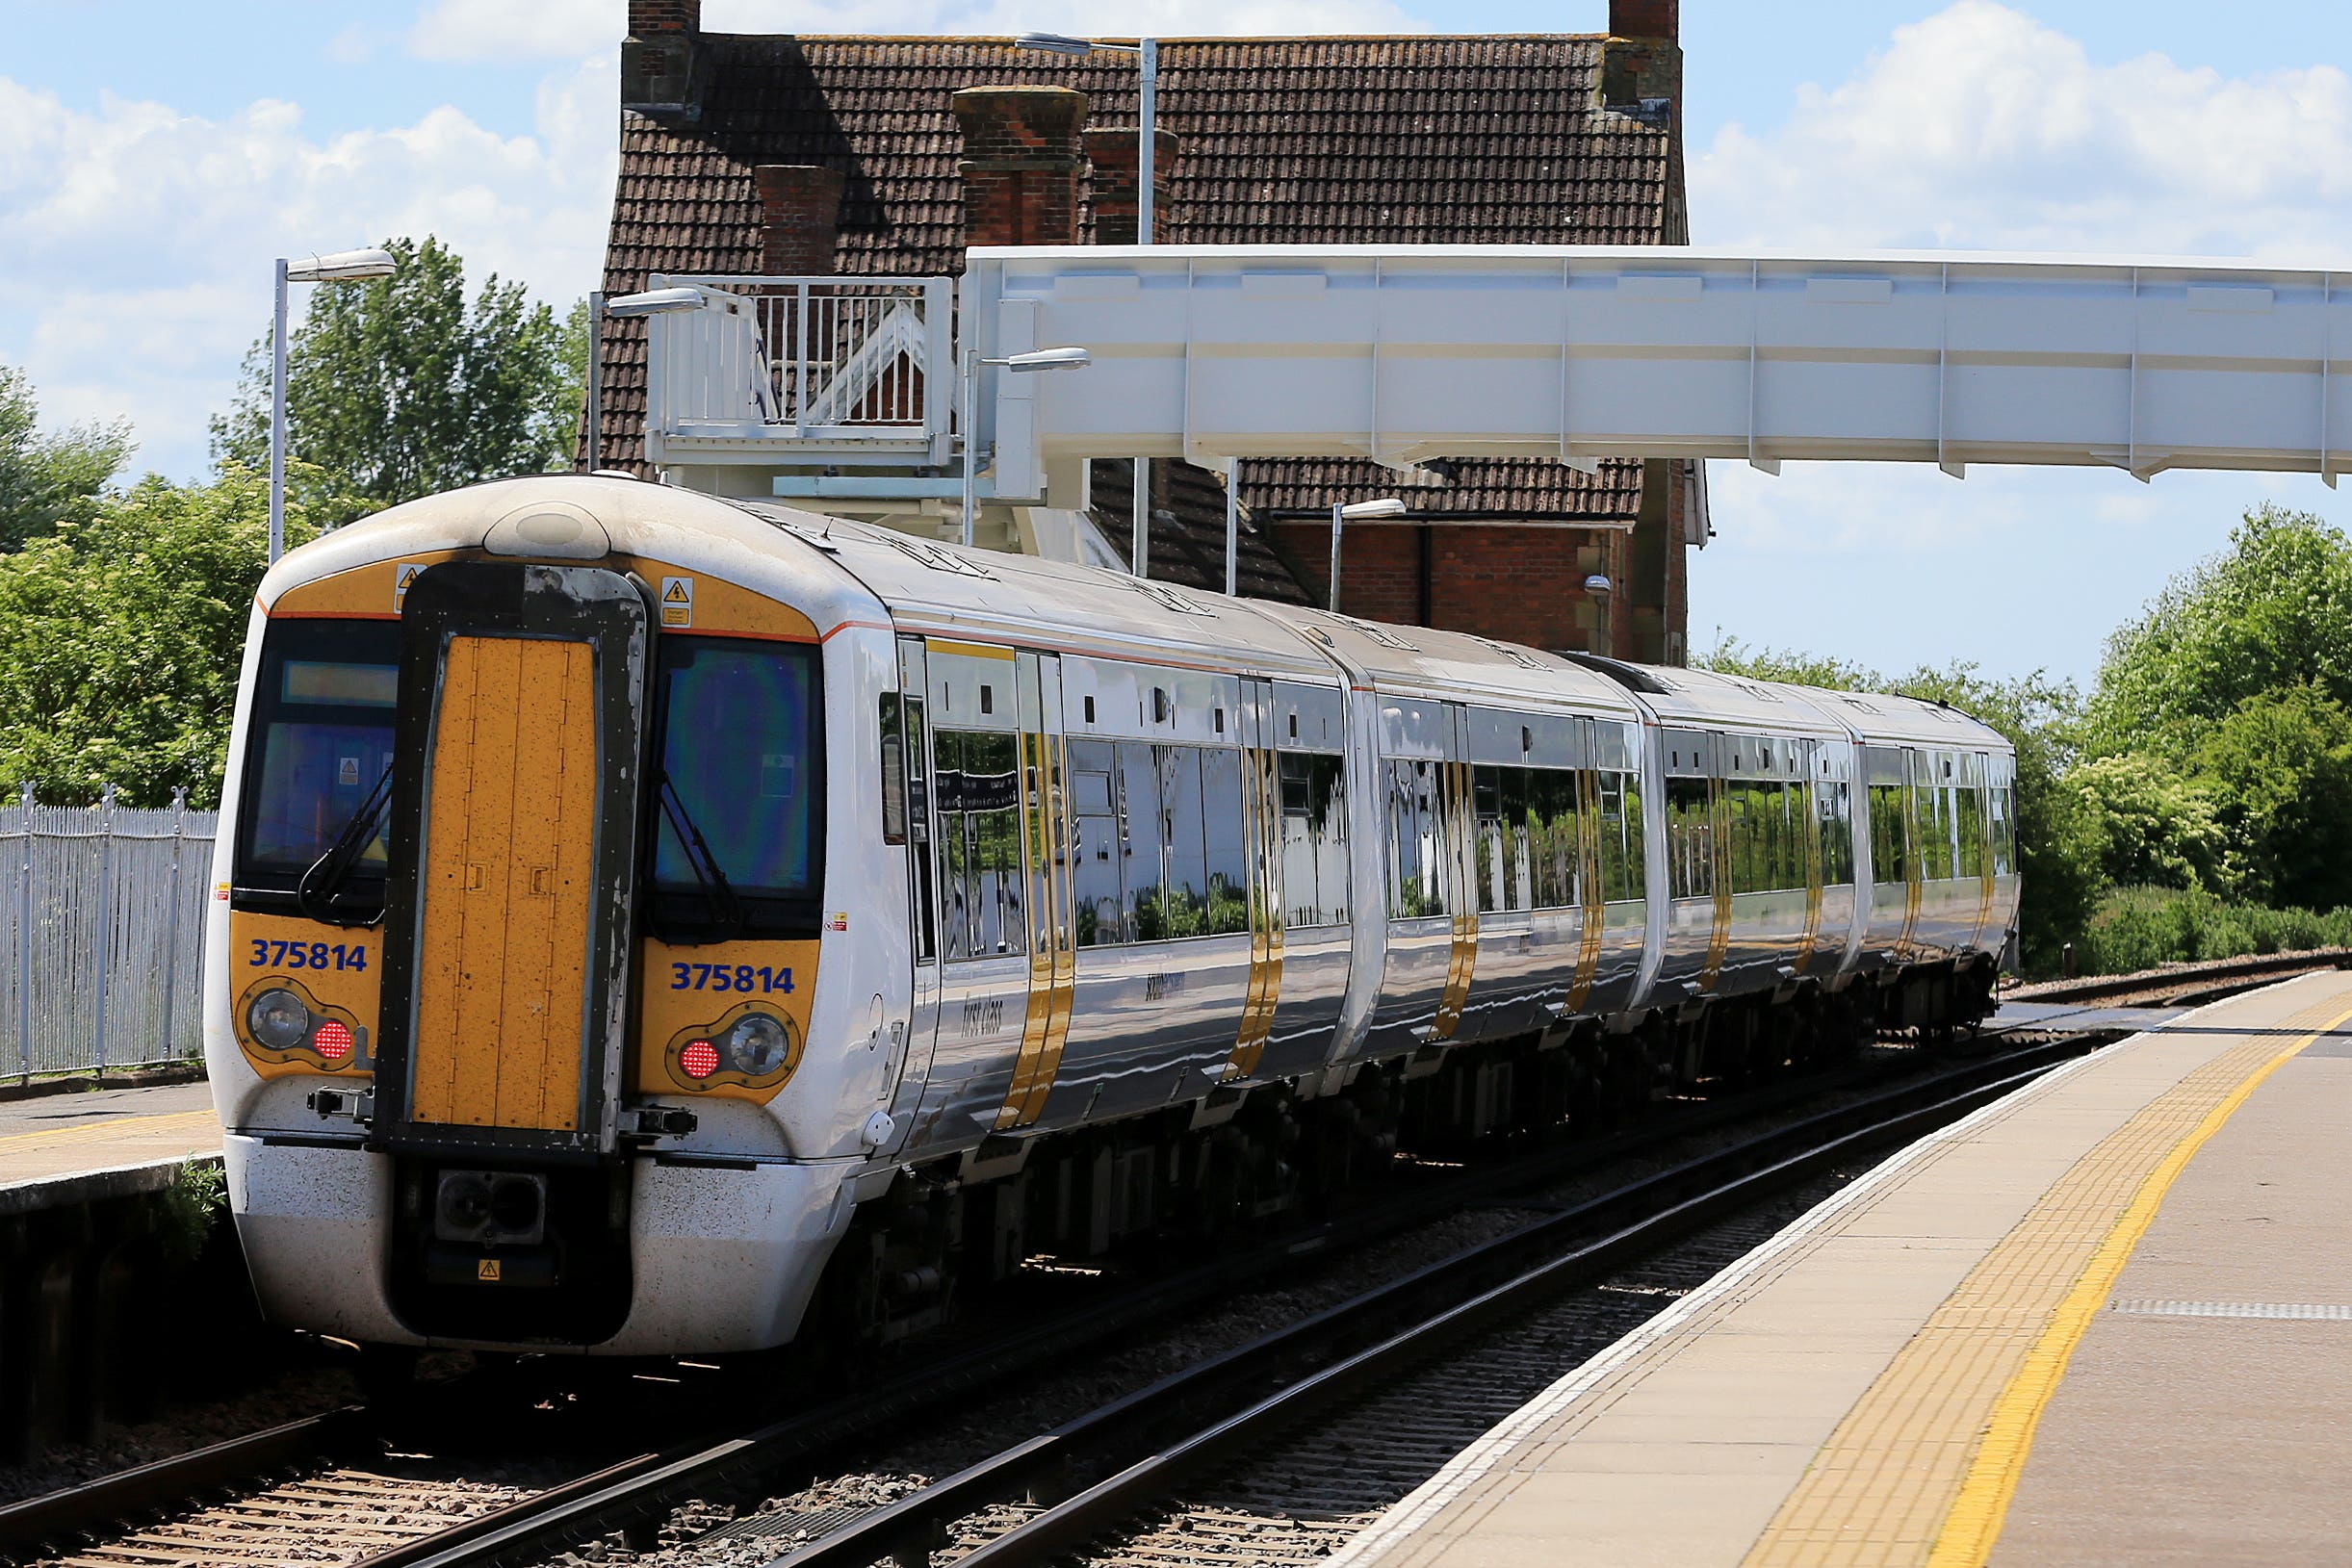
[0,466,314,807]
[154,1159,228,1270]
[2074,885,2352,978]
[2066,755,2234,893]
[0,362,133,552]
[2085,505,2352,758]
[2184,683,2352,911]
[1694,635,1879,693]
[211,237,583,514]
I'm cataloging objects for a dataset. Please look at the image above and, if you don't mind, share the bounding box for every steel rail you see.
[0,1404,372,1561]
[760,1041,2089,1568]
[2018,948,2352,1008]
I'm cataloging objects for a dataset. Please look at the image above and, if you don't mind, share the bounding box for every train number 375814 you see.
[671,963,795,994]
[249,940,368,970]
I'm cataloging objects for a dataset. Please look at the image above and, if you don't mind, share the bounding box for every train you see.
[205,475,2018,1361]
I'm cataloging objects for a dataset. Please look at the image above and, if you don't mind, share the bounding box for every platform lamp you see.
[962,346,1094,549]
[270,247,399,563]
[1329,497,1409,612]
[590,287,711,475]
[1584,572,1615,653]
[1015,30,1159,578]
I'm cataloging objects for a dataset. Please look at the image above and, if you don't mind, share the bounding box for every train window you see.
[235,617,403,901]
[1201,748,1251,937]
[1387,759,1449,918]
[1528,770,1580,910]
[1159,748,1210,937]
[1990,785,2017,877]
[1868,783,1911,884]
[1666,778,1714,900]
[1916,778,1958,881]
[1595,772,1643,904]
[878,694,936,960]
[1727,782,1802,894]
[933,730,1025,960]
[1955,785,1987,878]
[1069,741,1123,946]
[651,639,824,939]
[1817,781,1855,887]
[1279,753,1349,928]
[1116,743,1170,939]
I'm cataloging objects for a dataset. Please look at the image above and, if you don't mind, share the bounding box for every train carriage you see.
[205,476,2018,1359]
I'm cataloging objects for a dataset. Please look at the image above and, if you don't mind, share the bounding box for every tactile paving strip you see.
[2108,1298,2352,1321]
[1737,990,2352,1568]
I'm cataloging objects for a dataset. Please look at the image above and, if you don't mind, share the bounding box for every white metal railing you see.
[645,275,954,461]
[3,784,217,1079]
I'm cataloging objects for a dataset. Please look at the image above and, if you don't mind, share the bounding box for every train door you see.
[1435,703,1480,1040]
[1567,723,1607,1010]
[1793,737,1826,974]
[995,652,1076,1130]
[1861,745,1919,962]
[881,636,941,1147]
[374,563,647,1160]
[1227,678,1283,1081]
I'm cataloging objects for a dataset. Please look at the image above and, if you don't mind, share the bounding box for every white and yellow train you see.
[205,476,2018,1357]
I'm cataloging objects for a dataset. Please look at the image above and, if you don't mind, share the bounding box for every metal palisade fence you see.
[0,784,217,1079]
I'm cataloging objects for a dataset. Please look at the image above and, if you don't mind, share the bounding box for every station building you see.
[591,0,1706,663]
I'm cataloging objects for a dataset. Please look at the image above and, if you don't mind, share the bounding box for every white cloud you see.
[410,0,1419,65]
[0,57,618,480]
[1690,0,2352,262]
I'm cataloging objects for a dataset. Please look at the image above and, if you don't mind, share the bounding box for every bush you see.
[2074,885,2352,975]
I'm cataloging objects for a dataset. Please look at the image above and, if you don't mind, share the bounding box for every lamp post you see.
[271,247,399,563]
[595,287,711,475]
[1016,31,1158,577]
[963,346,1094,549]
[1328,497,1409,612]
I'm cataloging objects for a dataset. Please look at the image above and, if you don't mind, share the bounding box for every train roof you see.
[1790,684,2013,753]
[1249,604,1642,719]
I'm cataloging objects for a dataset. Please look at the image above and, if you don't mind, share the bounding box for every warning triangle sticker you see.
[663,579,690,603]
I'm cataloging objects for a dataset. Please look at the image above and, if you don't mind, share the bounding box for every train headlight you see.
[724,1014,790,1077]
[248,989,312,1051]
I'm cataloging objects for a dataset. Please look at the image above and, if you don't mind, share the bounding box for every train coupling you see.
[308,1088,375,1125]
[620,1105,700,1141]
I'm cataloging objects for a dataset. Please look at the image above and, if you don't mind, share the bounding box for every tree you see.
[2066,755,2234,894]
[2085,505,2352,758]
[211,237,582,516]
[2186,683,2352,911]
[0,467,314,807]
[0,362,133,552]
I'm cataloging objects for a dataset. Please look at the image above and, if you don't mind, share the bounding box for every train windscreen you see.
[649,636,824,939]
[235,618,402,895]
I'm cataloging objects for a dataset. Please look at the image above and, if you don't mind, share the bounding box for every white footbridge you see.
[637,244,2348,523]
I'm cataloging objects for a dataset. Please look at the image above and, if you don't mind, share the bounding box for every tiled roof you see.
[594,33,1680,587]
[1086,458,1313,604]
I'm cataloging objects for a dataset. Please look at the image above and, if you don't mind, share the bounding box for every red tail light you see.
[681,1040,720,1079]
[312,1019,354,1063]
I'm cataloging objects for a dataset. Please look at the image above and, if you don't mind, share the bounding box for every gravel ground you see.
[0,1359,362,1509]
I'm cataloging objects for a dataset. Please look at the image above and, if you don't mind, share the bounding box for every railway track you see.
[2012,946,2352,1010]
[0,1002,2164,1568]
[691,1046,2069,1568]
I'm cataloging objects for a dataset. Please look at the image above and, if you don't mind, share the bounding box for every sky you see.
[2,0,2348,688]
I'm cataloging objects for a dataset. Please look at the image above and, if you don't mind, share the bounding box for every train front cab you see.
[217,500,861,1355]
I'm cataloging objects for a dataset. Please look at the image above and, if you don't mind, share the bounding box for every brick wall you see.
[753,165,843,275]
[623,0,699,115]
[953,87,1088,248]
[1268,521,1632,654]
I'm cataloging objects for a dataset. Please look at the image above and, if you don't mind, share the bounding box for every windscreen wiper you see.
[298,763,395,927]
[657,770,746,941]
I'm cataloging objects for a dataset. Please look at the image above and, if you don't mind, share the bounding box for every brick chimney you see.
[623,0,700,120]
[1603,0,1680,121]
[1609,0,1677,38]
[754,165,844,275]
[953,87,1089,249]
[1083,127,1181,246]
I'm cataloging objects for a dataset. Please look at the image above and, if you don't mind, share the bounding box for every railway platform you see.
[0,1078,219,1216]
[1332,969,2352,1568]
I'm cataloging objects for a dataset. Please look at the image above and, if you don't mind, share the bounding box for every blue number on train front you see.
[669,963,794,993]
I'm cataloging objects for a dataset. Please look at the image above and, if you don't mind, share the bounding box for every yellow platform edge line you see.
[1924,998,2352,1568]
[0,1107,220,1151]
